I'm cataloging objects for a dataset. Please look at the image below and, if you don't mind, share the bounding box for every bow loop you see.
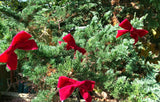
[0,31,38,70]
[57,76,95,102]
[119,19,132,30]
[11,31,32,46]
[57,76,77,88]
[116,30,129,38]
[0,50,10,63]
[59,85,76,101]
[16,40,38,50]
[135,29,149,37]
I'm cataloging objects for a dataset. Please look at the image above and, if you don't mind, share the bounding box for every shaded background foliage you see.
[0,0,160,101]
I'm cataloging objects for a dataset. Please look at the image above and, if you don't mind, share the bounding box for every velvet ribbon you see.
[0,31,38,70]
[57,76,95,102]
[59,34,86,55]
[116,19,148,44]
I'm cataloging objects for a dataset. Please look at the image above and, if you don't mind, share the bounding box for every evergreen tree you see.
[0,0,160,101]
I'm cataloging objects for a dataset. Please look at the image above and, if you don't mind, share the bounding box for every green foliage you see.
[72,15,159,101]
[0,0,160,102]
[32,90,55,102]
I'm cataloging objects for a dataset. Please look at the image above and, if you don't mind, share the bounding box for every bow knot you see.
[0,31,38,70]
[130,27,136,33]
[57,76,95,102]
[116,19,148,44]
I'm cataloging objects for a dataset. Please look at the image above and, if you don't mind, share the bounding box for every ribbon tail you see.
[59,86,76,101]
[136,29,148,37]
[77,47,86,55]
[17,40,38,50]
[130,34,139,45]
[116,30,129,38]
[7,52,17,70]
[80,89,92,102]
[133,38,138,45]
[0,50,10,63]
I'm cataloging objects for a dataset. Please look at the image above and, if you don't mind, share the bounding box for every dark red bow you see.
[57,76,95,102]
[0,31,38,70]
[59,33,86,55]
[116,19,148,44]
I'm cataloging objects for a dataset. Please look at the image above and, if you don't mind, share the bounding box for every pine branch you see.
[0,6,21,21]
[0,5,43,27]
[0,6,29,26]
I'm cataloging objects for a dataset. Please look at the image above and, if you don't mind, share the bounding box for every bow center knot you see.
[75,81,82,87]
[130,27,137,35]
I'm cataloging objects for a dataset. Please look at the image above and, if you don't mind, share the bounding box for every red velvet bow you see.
[59,34,86,55]
[57,76,95,102]
[116,19,148,44]
[0,31,38,70]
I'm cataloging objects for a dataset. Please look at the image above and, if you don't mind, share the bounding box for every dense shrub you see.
[0,0,160,101]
